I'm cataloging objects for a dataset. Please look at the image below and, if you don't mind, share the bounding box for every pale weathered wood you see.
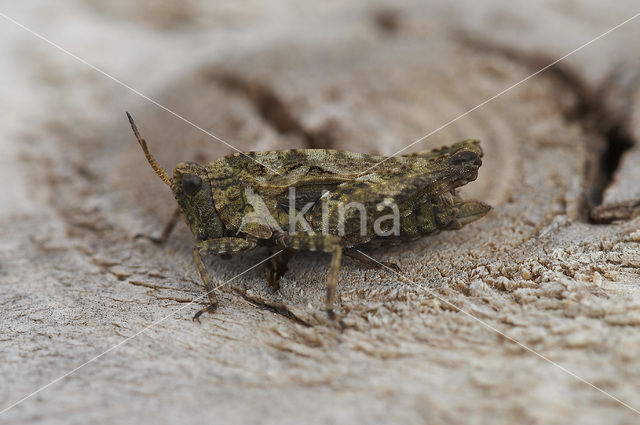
[1,1,640,424]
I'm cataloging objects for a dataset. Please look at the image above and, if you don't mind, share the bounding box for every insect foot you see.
[192,303,218,324]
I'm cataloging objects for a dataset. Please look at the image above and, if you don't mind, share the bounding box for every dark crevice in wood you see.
[588,124,636,223]
[371,8,403,35]
[549,69,636,223]
[208,71,337,149]
[545,66,637,218]
[458,36,637,223]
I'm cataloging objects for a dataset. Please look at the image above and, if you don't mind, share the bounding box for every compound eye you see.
[448,150,481,166]
[182,173,202,196]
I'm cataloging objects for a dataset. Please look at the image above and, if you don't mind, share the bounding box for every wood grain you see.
[1,1,640,424]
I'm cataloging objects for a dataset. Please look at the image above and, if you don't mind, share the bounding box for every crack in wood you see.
[371,8,403,35]
[458,36,638,223]
[153,296,194,303]
[208,71,338,149]
[236,291,312,327]
[127,279,178,291]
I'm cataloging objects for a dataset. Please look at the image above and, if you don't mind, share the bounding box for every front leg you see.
[277,234,343,320]
[192,237,256,322]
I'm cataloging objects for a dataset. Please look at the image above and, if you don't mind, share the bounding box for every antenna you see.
[126,112,174,189]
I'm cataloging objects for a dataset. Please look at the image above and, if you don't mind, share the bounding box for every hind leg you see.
[344,250,400,272]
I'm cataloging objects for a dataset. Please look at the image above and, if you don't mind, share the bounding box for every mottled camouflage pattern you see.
[127,113,490,322]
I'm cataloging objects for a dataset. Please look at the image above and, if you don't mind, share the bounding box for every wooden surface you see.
[1,1,640,424]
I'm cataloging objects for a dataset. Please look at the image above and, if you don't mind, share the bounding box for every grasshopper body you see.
[127,113,490,321]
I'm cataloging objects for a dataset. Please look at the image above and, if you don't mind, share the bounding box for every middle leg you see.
[277,233,343,319]
[264,248,296,291]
